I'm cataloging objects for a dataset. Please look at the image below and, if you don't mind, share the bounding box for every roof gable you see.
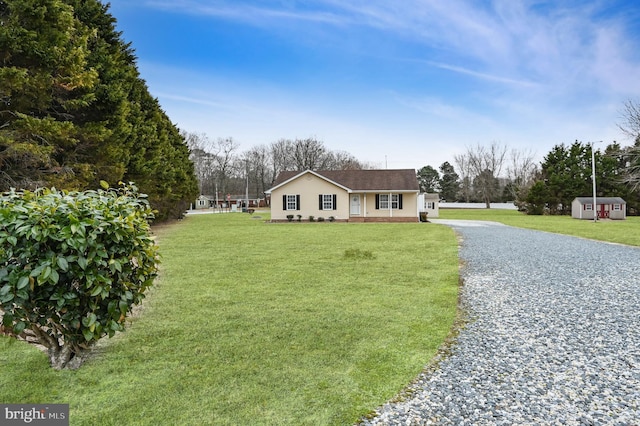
[268,169,419,193]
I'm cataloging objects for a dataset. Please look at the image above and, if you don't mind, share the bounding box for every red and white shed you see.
[571,197,626,220]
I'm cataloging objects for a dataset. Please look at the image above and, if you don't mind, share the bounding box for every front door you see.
[598,204,609,219]
[350,194,361,215]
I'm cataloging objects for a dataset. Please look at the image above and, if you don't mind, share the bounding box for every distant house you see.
[194,195,212,210]
[571,197,626,220]
[266,169,420,222]
[418,193,440,219]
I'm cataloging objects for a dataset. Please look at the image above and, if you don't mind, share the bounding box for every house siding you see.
[270,174,350,221]
[363,192,418,219]
[268,170,420,222]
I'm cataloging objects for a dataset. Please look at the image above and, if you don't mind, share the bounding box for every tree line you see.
[6,1,639,217]
[185,134,371,203]
[417,133,640,215]
[189,100,640,215]
[0,0,198,220]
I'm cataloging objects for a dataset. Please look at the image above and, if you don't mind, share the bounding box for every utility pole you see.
[245,159,249,212]
[590,141,603,222]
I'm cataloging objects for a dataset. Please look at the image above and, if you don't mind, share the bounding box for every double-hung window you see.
[319,194,337,210]
[391,194,400,209]
[378,194,389,209]
[283,194,300,211]
[376,194,403,210]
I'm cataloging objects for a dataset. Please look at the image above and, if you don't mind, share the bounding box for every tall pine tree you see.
[0,0,197,219]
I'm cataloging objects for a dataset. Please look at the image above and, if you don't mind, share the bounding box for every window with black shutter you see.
[319,194,337,210]
[283,194,300,210]
[376,193,402,209]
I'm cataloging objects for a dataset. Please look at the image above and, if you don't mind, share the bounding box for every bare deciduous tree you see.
[618,99,640,139]
[618,100,640,190]
[473,142,508,207]
[324,150,364,170]
[270,138,294,176]
[181,132,241,201]
[456,142,508,207]
[453,152,473,203]
[269,137,363,174]
[244,144,274,202]
[182,131,216,196]
[213,137,240,198]
[505,148,538,200]
[186,133,368,204]
[291,137,330,170]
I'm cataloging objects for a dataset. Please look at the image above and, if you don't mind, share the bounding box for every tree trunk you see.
[48,345,86,370]
[29,326,87,370]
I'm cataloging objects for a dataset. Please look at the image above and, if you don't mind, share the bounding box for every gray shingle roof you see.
[574,197,626,204]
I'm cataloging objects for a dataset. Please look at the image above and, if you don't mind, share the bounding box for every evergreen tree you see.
[416,165,439,193]
[438,162,459,201]
[524,181,550,215]
[0,0,98,189]
[0,0,198,219]
[536,140,632,215]
[541,141,591,214]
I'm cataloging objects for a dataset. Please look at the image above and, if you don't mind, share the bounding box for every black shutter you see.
[333,194,337,210]
[375,194,380,210]
[399,194,403,209]
[319,194,323,210]
[283,195,287,210]
[296,195,300,210]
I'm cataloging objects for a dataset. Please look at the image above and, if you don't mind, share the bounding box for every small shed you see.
[194,195,212,210]
[418,193,439,219]
[571,197,626,220]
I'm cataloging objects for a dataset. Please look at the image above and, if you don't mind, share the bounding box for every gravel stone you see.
[359,220,640,425]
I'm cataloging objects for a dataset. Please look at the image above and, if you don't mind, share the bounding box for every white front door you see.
[350,194,361,215]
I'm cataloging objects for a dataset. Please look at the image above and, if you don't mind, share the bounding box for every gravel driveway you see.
[361,220,640,425]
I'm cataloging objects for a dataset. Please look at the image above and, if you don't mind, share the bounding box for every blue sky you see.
[106,0,640,171]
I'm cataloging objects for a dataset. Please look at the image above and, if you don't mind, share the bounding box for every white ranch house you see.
[266,169,421,222]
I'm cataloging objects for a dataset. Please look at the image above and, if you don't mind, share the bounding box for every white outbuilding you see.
[571,197,626,220]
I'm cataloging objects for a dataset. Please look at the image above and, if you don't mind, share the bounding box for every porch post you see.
[364,194,366,218]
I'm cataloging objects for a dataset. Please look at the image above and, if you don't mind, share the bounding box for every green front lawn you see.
[439,208,640,246]
[0,213,459,425]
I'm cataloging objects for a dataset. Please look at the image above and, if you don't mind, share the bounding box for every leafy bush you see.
[317,217,325,222]
[308,216,315,222]
[0,182,159,369]
[286,214,294,222]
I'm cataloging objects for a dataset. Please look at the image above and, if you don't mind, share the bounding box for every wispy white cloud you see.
[145,0,350,26]
[140,0,640,96]
[427,61,540,88]
[121,0,640,167]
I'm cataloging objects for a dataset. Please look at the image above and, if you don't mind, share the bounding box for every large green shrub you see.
[0,182,159,369]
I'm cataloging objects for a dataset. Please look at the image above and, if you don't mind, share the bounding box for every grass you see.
[0,212,460,425]
[439,208,640,246]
